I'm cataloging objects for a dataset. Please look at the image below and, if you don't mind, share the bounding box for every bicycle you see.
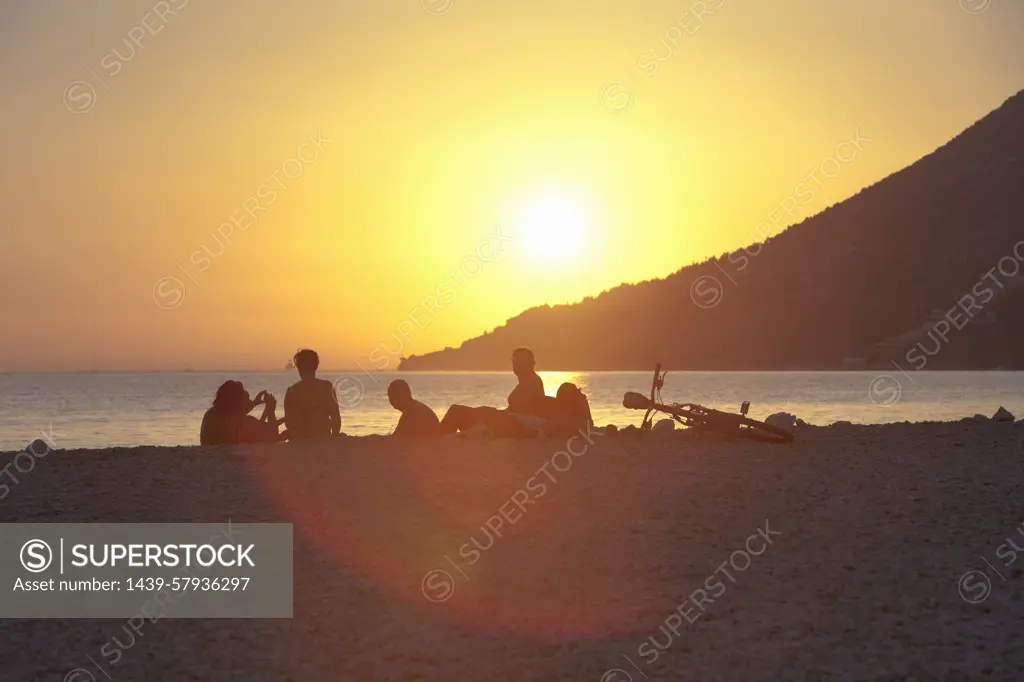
[623,364,794,444]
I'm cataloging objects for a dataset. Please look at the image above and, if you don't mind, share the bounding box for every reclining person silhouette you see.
[439,348,551,437]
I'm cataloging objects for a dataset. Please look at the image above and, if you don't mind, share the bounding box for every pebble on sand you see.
[651,418,675,433]
[765,412,797,429]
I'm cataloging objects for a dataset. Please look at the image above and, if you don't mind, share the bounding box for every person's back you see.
[200,406,238,446]
[395,398,441,438]
[285,350,341,440]
[507,348,546,416]
[508,372,544,413]
[388,379,441,438]
[285,378,338,439]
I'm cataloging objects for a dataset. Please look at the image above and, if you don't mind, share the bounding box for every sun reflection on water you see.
[538,371,588,396]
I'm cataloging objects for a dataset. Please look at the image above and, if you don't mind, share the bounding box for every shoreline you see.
[2,418,1022,457]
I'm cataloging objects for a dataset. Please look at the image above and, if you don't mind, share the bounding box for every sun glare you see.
[517,192,586,262]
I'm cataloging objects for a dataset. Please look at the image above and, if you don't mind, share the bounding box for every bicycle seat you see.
[623,392,651,409]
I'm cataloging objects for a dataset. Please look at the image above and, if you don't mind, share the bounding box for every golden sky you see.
[1,0,1022,371]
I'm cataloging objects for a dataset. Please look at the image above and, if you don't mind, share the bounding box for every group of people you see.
[199,347,593,446]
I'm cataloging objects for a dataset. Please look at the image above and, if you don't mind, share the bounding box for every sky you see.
[0,0,1022,371]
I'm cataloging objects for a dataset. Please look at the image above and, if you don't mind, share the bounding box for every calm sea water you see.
[1,371,1021,451]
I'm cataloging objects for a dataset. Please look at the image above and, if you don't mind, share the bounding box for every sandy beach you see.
[2,421,1023,681]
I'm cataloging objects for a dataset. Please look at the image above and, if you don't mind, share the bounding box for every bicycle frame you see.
[639,364,704,431]
[624,364,793,443]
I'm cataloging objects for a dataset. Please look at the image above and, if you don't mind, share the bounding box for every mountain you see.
[399,90,1024,371]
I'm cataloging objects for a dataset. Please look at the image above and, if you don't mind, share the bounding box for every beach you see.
[2,421,1023,681]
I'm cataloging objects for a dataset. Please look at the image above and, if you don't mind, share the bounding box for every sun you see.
[517,192,586,262]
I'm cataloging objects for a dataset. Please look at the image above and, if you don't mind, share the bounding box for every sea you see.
[1,371,1022,451]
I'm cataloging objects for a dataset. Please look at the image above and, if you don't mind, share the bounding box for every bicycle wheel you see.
[698,411,794,444]
[727,416,793,444]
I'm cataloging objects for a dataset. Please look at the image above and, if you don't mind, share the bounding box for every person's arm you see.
[532,374,546,401]
[259,393,278,423]
[239,416,281,443]
[328,383,341,436]
[392,413,408,437]
[238,393,282,443]
[508,384,528,413]
[260,393,280,419]
[284,387,301,435]
[246,391,262,414]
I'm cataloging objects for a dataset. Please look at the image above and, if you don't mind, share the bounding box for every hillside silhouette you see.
[400,90,1024,371]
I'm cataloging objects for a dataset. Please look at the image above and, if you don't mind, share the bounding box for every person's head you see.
[387,379,413,411]
[511,347,535,377]
[293,349,320,379]
[555,382,590,425]
[556,382,580,402]
[213,380,249,415]
[552,382,580,414]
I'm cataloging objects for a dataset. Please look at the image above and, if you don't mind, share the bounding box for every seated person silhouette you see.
[284,349,341,440]
[543,382,594,438]
[506,347,546,415]
[387,379,441,438]
[439,348,547,436]
[200,380,283,445]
